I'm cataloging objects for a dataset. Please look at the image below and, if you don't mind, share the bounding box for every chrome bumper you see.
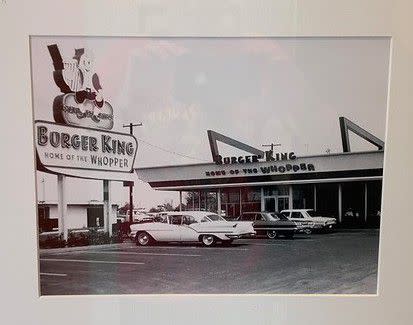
[227,232,256,239]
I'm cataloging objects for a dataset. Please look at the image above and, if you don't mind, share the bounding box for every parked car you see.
[281,209,336,231]
[237,212,304,239]
[130,211,255,247]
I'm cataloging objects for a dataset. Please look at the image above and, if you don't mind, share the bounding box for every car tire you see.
[304,229,312,235]
[266,230,278,239]
[136,231,153,246]
[200,234,216,247]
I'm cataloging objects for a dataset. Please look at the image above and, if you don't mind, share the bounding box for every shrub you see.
[39,233,66,248]
[67,228,113,247]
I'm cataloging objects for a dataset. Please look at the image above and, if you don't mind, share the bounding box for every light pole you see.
[123,122,143,223]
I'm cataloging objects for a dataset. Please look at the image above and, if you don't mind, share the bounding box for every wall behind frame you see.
[0,1,412,325]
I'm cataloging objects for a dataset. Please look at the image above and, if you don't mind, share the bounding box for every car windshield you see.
[270,213,289,221]
[206,214,226,221]
[261,213,274,221]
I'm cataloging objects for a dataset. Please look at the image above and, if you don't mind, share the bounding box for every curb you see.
[39,241,132,254]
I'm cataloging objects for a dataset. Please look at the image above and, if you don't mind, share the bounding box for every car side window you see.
[291,212,303,219]
[241,214,255,221]
[255,214,265,221]
[200,217,209,223]
[156,216,167,223]
[170,215,183,225]
[182,215,197,225]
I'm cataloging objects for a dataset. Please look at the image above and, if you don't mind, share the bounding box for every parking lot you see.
[39,229,379,295]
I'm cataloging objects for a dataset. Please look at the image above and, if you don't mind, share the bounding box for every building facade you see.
[136,150,383,227]
[38,201,118,234]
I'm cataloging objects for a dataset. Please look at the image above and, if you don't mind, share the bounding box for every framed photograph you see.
[32,36,388,296]
[2,1,413,324]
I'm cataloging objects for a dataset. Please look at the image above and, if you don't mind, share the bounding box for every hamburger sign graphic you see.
[34,44,137,176]
[47,44,114,130]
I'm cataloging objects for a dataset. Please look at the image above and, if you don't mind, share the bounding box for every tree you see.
[184,192,218,212]
[119,202,134,215]
[163,200,174,211]
[148,200,175,213]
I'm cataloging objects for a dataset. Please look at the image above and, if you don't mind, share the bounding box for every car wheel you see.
[201,235,216,247]
[304,229,312,235]
[136,232,152,246]
[266,230,278,239]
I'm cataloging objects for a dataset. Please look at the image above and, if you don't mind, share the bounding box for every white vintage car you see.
[281,209,337,231]
[130,211,255,246]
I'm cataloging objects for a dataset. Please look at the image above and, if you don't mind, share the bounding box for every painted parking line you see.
[247,243,293,246]
[40,258,144,265]
[77,251,201,257]
[40,272,67,277]
[118,245,249,251]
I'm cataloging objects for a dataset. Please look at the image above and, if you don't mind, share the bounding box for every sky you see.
[31,37,390,209]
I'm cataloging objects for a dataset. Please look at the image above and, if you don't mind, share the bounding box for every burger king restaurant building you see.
[136,150,383,227]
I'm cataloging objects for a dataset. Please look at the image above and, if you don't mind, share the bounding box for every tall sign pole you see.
[123,123,142,223]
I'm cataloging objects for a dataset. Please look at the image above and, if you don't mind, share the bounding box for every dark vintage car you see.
[237,212,299,239]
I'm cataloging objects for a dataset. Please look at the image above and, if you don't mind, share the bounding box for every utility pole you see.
[123,122,143,223]
[262,143,281,152]
[262,142,281,159]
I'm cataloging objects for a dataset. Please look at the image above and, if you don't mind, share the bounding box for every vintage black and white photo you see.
[31,36,390,295]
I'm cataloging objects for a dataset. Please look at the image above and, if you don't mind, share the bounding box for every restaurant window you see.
[241,187,261,213]
[315,183,338,218]
[220,189,240,219]
[228,191,240,203]
[367,181,382,227]
[38,206,58,233]
[240,213,256,221]
[293,185,314,209]
[342,182,365,226]
[87,206,104,228]
[264,185,289,197]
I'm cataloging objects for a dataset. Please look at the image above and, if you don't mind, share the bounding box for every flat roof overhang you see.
[135,151,384,191]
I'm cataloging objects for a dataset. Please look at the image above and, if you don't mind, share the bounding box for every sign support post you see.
[103,180,112,236]
[260,187,265,212]
[57,174,67,241]
[314,184,317,211]
[338,184,343,223]
[364,183,368,223]
[217,189,221,216]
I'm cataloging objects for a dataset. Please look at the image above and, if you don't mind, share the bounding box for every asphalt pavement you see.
[39,229,379,295]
